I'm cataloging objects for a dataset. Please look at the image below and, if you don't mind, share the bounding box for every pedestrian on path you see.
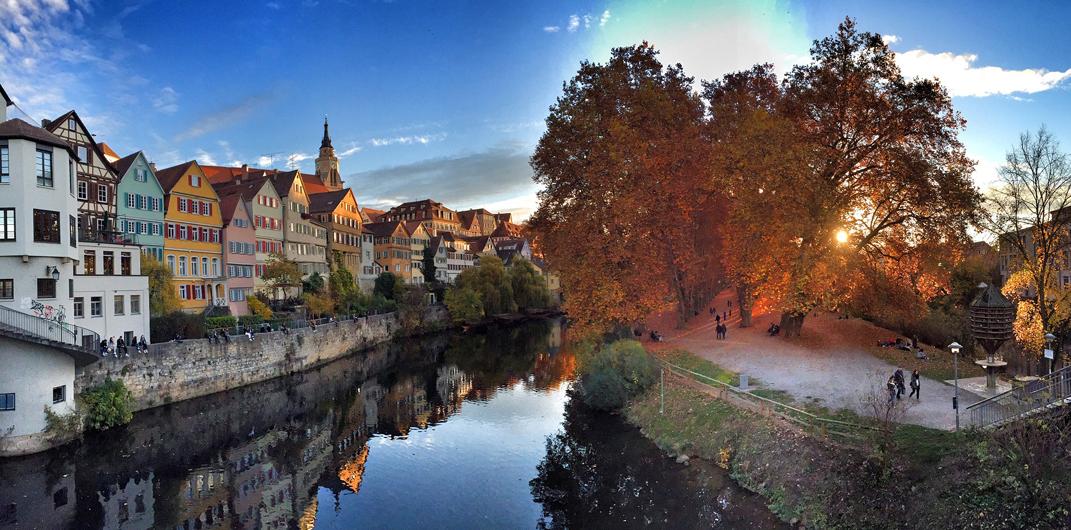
[909,369,920,400]
[887,377,897,405]
[716,314,721,324]
[894,369,906,400]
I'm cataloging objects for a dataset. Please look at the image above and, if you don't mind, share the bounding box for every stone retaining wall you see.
[75,307,449,411]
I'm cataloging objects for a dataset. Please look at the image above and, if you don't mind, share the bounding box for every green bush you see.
[578,339,658,411]
[205,315,237,329]
[80,379,135,431]
[237,315,263,328]
[445,286,484,324]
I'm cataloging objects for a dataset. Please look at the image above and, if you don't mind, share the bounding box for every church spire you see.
[321,115,333,149]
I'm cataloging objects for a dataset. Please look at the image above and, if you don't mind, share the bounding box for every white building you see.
[0,85,101,456]
[72,243,150,345]
[358,226,378,291]
[439,233,476,283]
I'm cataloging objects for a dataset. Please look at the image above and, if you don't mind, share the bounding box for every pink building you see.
[219,193,256,315]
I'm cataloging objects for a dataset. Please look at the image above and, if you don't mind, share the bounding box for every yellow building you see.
[156,161,225,312]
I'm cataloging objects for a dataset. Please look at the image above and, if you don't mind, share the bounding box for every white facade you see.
[358,231,377,292]
[72,243,150,345]
[443,237,476,284]
[0,338,77,437]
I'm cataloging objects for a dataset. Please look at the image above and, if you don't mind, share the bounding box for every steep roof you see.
[0,118,77,155]
[218,193,245,224]
[365,221,405,238]
[269,169,300,197]
[362,207,386,223]
[308,189,350,214]
[212,176,272,201]
[155,160,198,191]
[301,173,329,194]
[97,142,120,162]
[201,164,276,185]
[0,83,11,106]
[404,220,426,236]
[46,110,113,170]
[111,151,141,177]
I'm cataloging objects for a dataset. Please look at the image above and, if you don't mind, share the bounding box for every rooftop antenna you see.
[260,152,283,168]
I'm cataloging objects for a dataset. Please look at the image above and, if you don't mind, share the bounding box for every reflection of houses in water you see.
[176,463,231,529]
[547,322,562,354]
[0,457,75,528]
[361,380,386,430]
[98,472,155,530]
[436,364,473,416]
[337,445,370,494]
[226,430,294,529]
[290,420,335,520]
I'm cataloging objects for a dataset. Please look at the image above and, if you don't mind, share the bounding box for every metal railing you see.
[966,365,1071,428]
[0,304,100,354]
[659,358,878,444]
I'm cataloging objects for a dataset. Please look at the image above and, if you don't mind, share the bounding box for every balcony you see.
[78,227,138,246]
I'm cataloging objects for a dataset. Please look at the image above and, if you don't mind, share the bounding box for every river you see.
[0,319,782,529]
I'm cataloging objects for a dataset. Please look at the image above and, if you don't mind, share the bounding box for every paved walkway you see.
[645,291,980,430]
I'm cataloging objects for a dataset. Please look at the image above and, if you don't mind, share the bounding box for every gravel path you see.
[647,292,980,430]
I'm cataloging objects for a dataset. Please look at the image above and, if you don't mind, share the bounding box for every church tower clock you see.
[315,117,343,191]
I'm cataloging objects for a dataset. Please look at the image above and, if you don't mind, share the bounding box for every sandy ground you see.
[644,290,980,430]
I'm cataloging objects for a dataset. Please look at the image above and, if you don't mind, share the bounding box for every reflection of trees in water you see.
[444,319,566,398]
[530,392,781,529]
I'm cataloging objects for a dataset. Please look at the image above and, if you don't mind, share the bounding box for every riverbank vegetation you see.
[624,348,1071,528]
[443,256,553,325]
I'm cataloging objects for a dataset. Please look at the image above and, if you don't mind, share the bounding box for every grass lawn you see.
[865,344,985,381]
[654,348,740,386]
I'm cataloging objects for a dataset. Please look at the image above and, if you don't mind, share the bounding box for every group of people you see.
[886,368,921,403]
[99,335,148,357]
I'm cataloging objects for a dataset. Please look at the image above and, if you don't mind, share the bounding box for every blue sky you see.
[2,0,1070,219]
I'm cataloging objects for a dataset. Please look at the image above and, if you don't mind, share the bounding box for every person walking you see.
[886,376,897,405]
[909,369,921,400]
[894,369,906,400]
[715,313,721,324]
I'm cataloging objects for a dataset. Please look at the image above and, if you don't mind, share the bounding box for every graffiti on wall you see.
[21,297,67,324]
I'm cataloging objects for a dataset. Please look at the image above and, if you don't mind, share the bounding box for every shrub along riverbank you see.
[575,341,1071,529]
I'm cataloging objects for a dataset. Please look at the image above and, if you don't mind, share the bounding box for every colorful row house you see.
[112,151,165,261]
[156,161,224,312]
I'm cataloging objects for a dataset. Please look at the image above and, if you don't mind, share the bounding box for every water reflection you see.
[0,318,776,529]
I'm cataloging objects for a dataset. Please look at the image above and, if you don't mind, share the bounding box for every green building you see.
[113,151,165,260]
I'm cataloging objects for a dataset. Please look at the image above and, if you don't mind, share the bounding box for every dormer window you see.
[190,174,200,187]
[67,117,75,130]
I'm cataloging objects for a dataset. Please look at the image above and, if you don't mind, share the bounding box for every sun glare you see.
[835,229,849,244]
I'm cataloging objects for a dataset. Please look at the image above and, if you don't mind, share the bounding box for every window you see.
[167,223,175,239]
[0,145,8,183]
[73,297,84,317]
[191,256,199,276]
[77,181,87,200]
[33,209,60,243]
[178,225,187,240]
[179,256,187,276]
[130,294,141,314]
[121,252,131,275]
[136,168,147,182]
[167,255,175,273]
[178,197,187,212]
[190,174,200,187]
[90,296,102,317]
[52,385,65,404]
[77,145,88,163]
[103,251,114,275]
[0,279,12,300]
[97,184,108,203]
[53,488,68,509]
[114,295,124,315]
[37,278,56,299]
[83,250,96,275]
[95,217,106,234]
[0,208,13,241]
[69,215,76,247]
[127,193,135,208]
[35,149,53,187]
[211,258,219,276]
[179,285,187,300]
[0,393,13,411]
[68,278,73,298]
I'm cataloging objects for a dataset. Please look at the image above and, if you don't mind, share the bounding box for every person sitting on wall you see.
[140,335,149,353]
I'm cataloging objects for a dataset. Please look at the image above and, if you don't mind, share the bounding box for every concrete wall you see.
[75,307,449,411]
[0,337,77,453]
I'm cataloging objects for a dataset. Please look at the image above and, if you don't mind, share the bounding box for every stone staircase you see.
[967,365,1071,428]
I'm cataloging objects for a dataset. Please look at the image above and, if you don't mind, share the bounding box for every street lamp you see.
[1044,332,1056,375]
[949,341,962,431]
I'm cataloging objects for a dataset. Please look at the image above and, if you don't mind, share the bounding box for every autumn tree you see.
[142,253,180,316]
[987,127,1071,369]
[262,252,302,299]
[529,43,711,332]
[710,19,981,337]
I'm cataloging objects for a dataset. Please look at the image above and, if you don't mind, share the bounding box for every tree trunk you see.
[736,284,753,328]
[779,311,806,338]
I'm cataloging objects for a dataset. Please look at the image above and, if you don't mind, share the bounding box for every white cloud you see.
[583,14,591,29]
[543,26,560,33]
[599,9,611,27]
[338,145,363,158]
[285,152,313,168]
[368,133,446,147]
[895,49,1071,97]
[257,155,274,167]
[194,149,217,166]
[174,90,278,141]
[153,86,179,113]
[266,1,281,9]
[567,14,580,33]
[882,34,900,45]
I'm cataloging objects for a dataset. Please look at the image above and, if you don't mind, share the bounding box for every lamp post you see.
[949,341,962,431]
[1044,332,1056,375]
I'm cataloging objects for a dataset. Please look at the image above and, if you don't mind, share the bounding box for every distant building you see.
[384,199,459,236]
[219,192,255,315]
[269,170,328,278]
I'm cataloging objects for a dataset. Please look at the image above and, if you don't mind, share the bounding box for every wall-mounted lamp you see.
[45,265,60,281]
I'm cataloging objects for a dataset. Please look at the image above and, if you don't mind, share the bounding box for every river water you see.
[0,319,782,529]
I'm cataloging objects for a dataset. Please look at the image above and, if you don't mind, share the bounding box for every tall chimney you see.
[41,118,51,128]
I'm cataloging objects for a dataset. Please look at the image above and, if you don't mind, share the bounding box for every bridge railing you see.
[967,365,1071,428]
